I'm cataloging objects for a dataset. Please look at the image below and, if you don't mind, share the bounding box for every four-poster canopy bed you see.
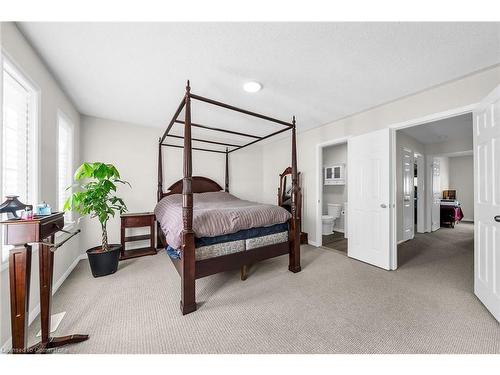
[156,81,301,315]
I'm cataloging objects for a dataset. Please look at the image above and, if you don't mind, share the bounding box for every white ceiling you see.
[17,22,500,139]
[399,113,473,144]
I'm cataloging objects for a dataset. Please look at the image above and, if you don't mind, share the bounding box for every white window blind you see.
[1,59,38,262]
[58,113,74,223]
[2,70,31,202]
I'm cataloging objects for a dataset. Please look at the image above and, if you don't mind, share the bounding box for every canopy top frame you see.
[159,80,295,154]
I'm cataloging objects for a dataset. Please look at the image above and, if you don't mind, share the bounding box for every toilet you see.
[322,203,343,235]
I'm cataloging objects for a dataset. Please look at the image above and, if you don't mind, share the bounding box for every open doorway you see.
[316,139,348,252]
[395,113,474,267]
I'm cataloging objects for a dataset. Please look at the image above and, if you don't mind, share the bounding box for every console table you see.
[1,212,89,353]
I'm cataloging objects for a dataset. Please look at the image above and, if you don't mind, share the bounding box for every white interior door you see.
[474,85,500,322]
[415,154,426,233]
[431,158,441,232]
[402,148,414,241]
[348,128,391,270]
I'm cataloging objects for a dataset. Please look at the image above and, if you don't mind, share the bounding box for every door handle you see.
[495,215,500,223]
[380,204,387,208]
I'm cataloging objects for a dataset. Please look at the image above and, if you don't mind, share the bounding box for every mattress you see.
[196,231,288,261]
[155,191,291,249]
[195,222,288,247]
[195,240,245,261]
[166,223,289,261]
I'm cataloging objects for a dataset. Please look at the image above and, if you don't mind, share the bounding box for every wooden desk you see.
[1,213,89,353]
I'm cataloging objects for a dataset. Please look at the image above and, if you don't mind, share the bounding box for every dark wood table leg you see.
[8,245,32,354]
[26,238,89,354]
[38,240,54,345]
[120,223,126,259]
[46,334,89,348]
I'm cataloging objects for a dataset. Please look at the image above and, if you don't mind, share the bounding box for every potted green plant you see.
[65,162,130,277]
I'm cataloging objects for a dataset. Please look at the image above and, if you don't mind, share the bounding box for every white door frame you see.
[315,136,350,247]
[389,103,477,269]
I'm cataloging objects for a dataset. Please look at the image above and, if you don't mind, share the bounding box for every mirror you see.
[277,167,307,244]
[282,175,292,204]
[278,167,293,210]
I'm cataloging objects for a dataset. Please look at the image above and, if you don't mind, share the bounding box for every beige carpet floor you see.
[28,222,500,353]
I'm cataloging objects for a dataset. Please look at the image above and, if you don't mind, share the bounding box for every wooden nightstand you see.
[120,212,157,260]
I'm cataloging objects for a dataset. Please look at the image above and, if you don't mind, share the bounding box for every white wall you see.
[436,156,450,192]
[0,22,82,351]
[322,143,347,231]
[80,115,263,251]
[261,65,500,245]
[449,155,474,221]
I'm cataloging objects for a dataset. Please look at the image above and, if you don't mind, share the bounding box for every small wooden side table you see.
[120,212,156,260]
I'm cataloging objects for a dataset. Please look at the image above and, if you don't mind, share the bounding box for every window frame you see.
[1,52,41,266]
[56,109,76,228]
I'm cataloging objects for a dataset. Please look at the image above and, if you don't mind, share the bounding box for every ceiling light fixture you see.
[243,81,262,93]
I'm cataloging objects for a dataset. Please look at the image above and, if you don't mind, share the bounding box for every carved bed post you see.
[157,138,163,202]
[157,138,164,249]
[289,116,301,273]
[181,80,197,315]
[225,147,229,193]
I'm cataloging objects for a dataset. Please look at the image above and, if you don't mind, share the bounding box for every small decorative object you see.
[443,190,457,200]
[35,201,52,216]
[21,207,34,220]
[0,195,33,219]
[65,162,130,277]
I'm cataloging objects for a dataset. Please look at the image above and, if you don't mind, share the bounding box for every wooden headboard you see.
[161,176,223,198]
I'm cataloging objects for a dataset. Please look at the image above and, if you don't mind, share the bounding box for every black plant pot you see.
[86,244,121,278]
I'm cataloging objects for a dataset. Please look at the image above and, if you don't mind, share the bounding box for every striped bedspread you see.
[154,191,291,249]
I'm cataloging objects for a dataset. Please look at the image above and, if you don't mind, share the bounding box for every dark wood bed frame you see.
[157,81,301,315]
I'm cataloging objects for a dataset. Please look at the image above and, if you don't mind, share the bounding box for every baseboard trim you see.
[308,240,320,247]
[1,252,86,353]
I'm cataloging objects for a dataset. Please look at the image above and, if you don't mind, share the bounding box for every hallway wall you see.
[449,155,474,221]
